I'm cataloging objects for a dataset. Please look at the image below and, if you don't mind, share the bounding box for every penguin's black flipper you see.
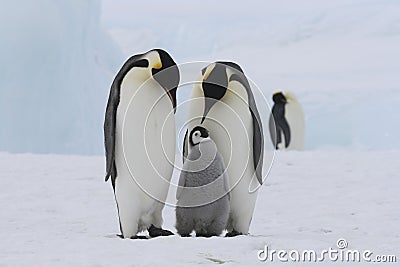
[227,65,264,185]
[104,78,119,186]
[182,129,188,164]
[104,54,148,187]
[250,105,264,185]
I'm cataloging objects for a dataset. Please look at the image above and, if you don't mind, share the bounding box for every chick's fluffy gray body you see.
[176,140,230,237]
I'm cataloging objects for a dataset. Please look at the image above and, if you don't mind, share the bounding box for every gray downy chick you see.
[176,126,230,237]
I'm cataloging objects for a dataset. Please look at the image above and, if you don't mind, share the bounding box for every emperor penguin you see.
[104,49,180,239]
[269,91,305,150]
[183,62,264,237]
[176,126,230,237]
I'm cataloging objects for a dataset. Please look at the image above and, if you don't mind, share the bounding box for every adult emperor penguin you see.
[176,126,230,237]
[183,62,264,236]
[269,92,290,149]
[269,91,305,150]
[104,49,179,239]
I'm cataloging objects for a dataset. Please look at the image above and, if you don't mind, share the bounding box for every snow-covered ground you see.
[1,151,398,266]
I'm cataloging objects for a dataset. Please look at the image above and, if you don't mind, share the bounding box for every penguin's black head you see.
[200,63,229,123]
[200,61,251,123]
[273,92,287,104]
[150,49,180,112]
[189,126,210,146]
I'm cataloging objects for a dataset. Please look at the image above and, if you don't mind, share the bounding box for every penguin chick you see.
[176,126,230,237]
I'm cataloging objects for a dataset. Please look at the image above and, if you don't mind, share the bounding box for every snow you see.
[1,151,398,266]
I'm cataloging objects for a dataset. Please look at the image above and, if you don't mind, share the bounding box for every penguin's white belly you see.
[285,101,305,150]
[202,105,258,233]
[187,85,258,233]
[115,77,175,236]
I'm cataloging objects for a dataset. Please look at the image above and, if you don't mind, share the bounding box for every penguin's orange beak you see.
[201,97,216,124]
[153,61,162,70]
[164,87,177,112]
[166,90,173,103]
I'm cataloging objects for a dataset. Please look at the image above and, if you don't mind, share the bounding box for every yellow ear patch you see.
[203,64,215,80]
[284,92,297,102]
[273,91,283,95]
[153,61,162,69]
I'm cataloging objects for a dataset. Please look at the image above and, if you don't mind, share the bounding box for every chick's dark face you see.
[189,126,209,146]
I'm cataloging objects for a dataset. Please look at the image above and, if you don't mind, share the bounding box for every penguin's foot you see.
[117,234,148,239]
[225,230,242,237]
[196,232,214,238]
[148,225,174,238]
[179,234,191,237]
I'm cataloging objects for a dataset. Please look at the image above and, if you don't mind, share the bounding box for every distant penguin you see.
[104,49,180,238]
[269,92,290,149]
[176,126,230,237]
[183,62,264,237]
[269,91,305,150]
